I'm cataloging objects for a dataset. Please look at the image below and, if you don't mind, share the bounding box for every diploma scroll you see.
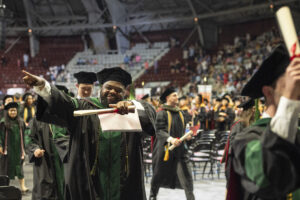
[169,130,193,151]
[276,6,300,58]
[73,106,136,117]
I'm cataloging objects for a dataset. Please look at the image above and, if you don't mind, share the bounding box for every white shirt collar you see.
[261,112,271,118]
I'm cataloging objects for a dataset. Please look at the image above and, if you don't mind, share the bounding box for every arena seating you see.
[56,41,170,93]
[0,36,83,91]
[135,47,193,87]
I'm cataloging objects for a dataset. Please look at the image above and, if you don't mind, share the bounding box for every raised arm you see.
[22,70,77,131]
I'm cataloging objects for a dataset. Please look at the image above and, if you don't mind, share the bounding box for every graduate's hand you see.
[170,138,182,147]
[0,147,3,155]
[186,134,193,141]
[218,117,225,122]
[22,70,46,89]
[34,149,45,158]
[109,101,133,115]
[283,58,300,100]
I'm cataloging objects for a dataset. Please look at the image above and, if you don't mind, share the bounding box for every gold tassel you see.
[24,107,28,122]
[287,193,292,200]
[163,144,169,161]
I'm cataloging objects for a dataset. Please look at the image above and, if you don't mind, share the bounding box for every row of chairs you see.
[142,129,229,182]
[0,175,22,200]
[189,130,228,180]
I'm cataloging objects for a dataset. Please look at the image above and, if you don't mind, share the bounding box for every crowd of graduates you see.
[0,92,36,194]
[142,92,264,132]
[1,39,300,200]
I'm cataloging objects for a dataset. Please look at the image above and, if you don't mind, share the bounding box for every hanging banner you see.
[197,85,212,102]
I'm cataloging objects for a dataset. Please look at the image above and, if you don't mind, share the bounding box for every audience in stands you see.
[46,65,66,84]
[166,30,282,97]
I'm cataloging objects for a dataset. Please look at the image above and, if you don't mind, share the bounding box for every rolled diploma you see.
[73,106,136,117]
[276,6,300,57]
[169,130,193,151]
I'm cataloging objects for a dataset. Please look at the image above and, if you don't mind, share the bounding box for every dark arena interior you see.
[0,0,300,200]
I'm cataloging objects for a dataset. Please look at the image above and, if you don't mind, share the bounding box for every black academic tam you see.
[241,44,290,98]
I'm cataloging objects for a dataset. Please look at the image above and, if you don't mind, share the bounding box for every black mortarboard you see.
[216,98,221,102]
[96,67,132,87]
[241,44,290,98]
[160,87,176,102]
[69,92,75,97]
[141,94,150,100]
[55,85,69,94]
[238,98,255,110]
[179,96,187,101]
[3,95,14,105]
[222,97,230,103]
[74,71,97,84]
[223,93,230,98]
[5,102,18,110]
[22,93,33,101]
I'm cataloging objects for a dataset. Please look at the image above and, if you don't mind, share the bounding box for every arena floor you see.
[10,162,226,200]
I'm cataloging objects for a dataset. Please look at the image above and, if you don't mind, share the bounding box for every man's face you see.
[100,81,125,106]
[235,100,241,107]
[77,84,93,98]
[26,95,33,105]
[204,100,208,105]
[8,108,17,119]
[221,99,228,106]
[166,92,179,106]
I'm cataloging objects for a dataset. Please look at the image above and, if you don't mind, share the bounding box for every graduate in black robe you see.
[22,67,156,200]
[150,88,195,200]
[179,96,192,124]
[20,93,36,125]
[27,117,65,200]
[0,102,29,193]
[227,45,300,200]
[221,98,255,188]
[215,97,235,131]
[0,95,14,120]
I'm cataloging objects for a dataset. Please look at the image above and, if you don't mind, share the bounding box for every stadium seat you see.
[0,186,22,200]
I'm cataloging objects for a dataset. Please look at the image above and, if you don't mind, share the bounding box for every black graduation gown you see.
[224,120,246,185]
[0,109,4,120]
[231,118,300,200]
[0,118,26,180]
[20,104,36,124]
[215,107,235,131]
[152,108,189,189]
[198,106,207,130]
[26,118,64,200]
[35,86,156,200]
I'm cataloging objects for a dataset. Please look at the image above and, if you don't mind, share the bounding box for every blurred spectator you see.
[188,44,195,59]
[23,53,29,68]
[183,48,188,60]
[42,58,48,68]
[1,55,7,67]
[124,55,130,64]
[144,60,149,74]
[136,54,141,63]
[17,59,21,68]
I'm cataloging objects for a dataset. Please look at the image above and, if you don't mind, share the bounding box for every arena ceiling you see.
[3,0,300,36]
